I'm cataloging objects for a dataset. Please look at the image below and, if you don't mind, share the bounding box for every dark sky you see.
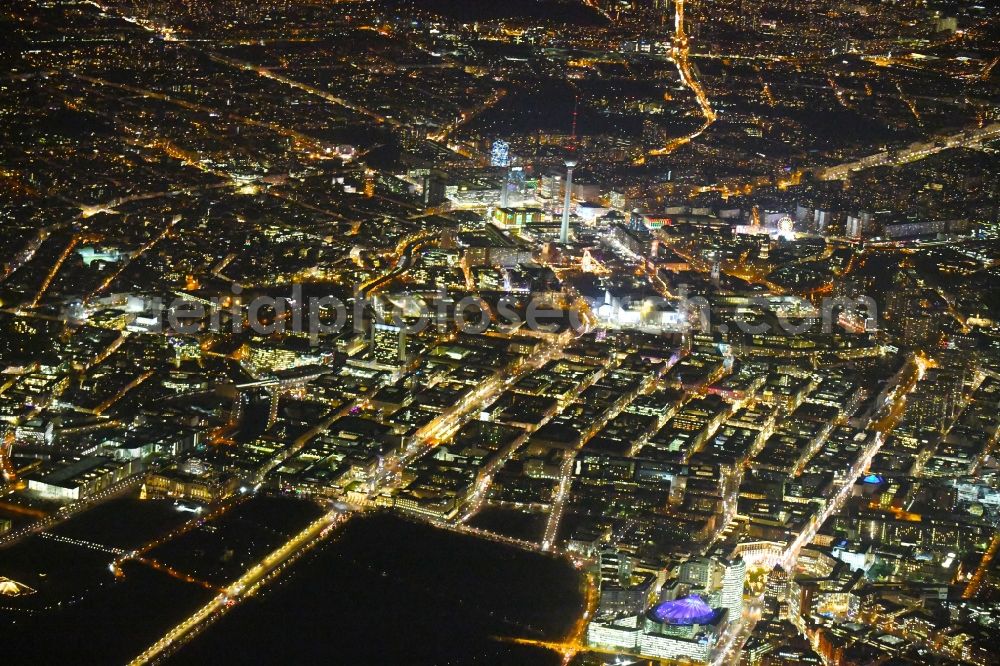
[382,0,607,25]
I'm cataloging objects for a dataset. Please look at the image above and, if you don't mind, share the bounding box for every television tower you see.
[560,98,579,245]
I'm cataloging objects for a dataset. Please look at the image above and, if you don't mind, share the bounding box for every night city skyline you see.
[1,1,999,664]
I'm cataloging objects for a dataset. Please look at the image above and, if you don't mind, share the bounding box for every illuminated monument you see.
[559,157,576,244]
[560,99,579,245]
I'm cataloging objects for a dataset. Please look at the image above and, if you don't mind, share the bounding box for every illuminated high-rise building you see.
[371,322,409,368]
[490,139,510,168]
[764,565,790,618]
[599,545,635,586]
[721,557,746,619]
[679,557,715,589]
[677,555,745,620]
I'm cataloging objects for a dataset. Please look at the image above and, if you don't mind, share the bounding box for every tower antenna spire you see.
[570,95,579,152]
[561,96,579,245]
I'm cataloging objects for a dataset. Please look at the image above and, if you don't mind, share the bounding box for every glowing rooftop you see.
[646,595,718,625]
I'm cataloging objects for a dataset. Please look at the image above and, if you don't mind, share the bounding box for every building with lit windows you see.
[596,545,659,618]
[587,595,727,663]
[493,206,543,228]
[722,557,747,618]
[25,456,139,502]
[144,464,240,504]
[764,565,790,611]
[371,323,411,369]
[677,555,747,618]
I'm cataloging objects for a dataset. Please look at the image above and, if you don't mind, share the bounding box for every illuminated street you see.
[1,0,998,664]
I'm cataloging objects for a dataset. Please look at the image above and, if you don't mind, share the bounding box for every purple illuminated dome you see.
[647,595,718,625]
